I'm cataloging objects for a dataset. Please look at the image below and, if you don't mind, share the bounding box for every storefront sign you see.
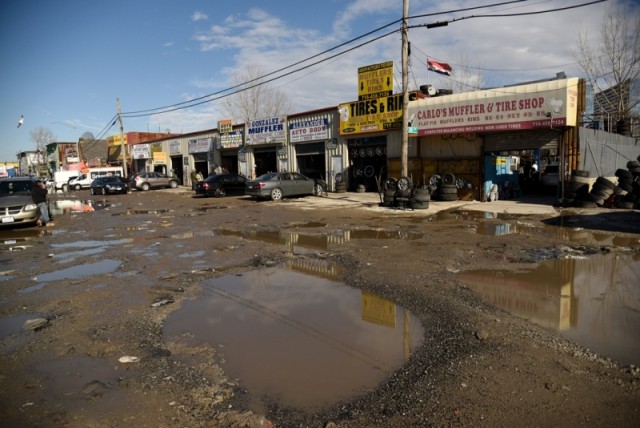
[132,144,151,160]
[153,152,166,165]
[358,61,393,101]
[246,116,286,145]
[409,77,580,136]
[219,130,244,148]
[289,119,329,143]
[169,140,181,155]
[188,137,212,153]
[218,119,233,134]
[339,94,404,135]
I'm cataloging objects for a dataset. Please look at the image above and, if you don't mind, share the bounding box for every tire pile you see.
[426,173,458,201]
[381,176,430,210]
[569,158,640,209]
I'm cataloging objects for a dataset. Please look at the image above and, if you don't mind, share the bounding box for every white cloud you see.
[191,11,208,22]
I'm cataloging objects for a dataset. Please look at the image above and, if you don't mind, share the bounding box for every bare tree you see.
[574,3,640,134]
[29,127,56,153]
[444,54,485,94]
[223,64,293,124]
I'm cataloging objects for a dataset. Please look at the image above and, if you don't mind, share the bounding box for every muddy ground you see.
[0,188,639,427]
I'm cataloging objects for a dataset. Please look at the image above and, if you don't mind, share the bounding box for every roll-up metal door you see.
[483,130,561,152]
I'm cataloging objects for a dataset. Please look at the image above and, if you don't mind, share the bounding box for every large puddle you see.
[458,252,640,366]
[164,260,424,414]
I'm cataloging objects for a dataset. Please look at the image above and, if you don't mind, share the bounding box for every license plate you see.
[1,216,15,223]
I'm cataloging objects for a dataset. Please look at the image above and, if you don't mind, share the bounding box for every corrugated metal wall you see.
[578,127,640,177]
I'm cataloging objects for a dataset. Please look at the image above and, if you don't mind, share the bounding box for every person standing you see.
[31,180,54,227]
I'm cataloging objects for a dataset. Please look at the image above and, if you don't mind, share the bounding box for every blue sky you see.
[0,0,632,161]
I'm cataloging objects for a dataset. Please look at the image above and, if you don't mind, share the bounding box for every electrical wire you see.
[120,0,538,119]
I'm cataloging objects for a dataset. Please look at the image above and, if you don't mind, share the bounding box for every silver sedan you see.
[245,172,325,201]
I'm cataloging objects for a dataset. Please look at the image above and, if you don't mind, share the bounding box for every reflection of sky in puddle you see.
[164,261,424,414]
[35,259,122,282]
[0,312,40,340]
[459,252,640,366]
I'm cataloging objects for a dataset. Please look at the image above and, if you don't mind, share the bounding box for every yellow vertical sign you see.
[358,61,394,101]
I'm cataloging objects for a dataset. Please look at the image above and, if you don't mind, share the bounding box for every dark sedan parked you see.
[90,176,129,195]
[194,174,247,197]
[245,172,326,201]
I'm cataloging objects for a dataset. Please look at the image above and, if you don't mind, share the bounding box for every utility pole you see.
[401,0,409,177]
[116,98,128,179]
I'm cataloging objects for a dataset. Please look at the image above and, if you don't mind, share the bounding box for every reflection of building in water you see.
[361,291,396,328]
[459,258,576,330]
[283,258,344,280]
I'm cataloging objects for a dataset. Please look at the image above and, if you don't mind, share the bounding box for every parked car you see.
[245,172,326,201]
[195,174,247,197]
[129,172,180,191]
[90,176,129,195]
[0,177,39,228]
[540,164,559,186]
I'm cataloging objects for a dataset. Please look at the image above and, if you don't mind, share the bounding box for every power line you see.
[119,0,536,119]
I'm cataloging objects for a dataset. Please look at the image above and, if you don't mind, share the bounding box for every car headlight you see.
[25,203,37,210]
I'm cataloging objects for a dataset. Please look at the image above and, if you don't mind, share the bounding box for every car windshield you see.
[0,180,34,195]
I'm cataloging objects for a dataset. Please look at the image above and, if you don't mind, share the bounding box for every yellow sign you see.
[358,61,393,101]
[153,152,166,165]
[218,119,232,134]
[339,91,424,135]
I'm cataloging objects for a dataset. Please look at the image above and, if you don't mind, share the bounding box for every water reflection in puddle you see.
[35,259,122,282]
[164,260,424,413]
[458,252,640,366]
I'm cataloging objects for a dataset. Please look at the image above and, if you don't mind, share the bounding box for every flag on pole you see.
[427,59,452,76]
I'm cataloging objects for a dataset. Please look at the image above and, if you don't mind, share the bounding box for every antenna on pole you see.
[116,98,128,179]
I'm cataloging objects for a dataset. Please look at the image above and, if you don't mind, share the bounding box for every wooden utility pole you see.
[401,0,409,177]
[116,98,128,178]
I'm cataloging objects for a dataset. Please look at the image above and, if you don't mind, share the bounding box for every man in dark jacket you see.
[31,180,54,227]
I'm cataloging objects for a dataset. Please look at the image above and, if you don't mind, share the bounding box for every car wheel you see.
[397,176,412,191]
[142,183,150,191]
[101,188,106,195]
[90,188,95,195]
[62,184,69,193]
[74,184,82,191]
[313,183,324,196]
[270,188,283,201]
[215,188,226,198]
[169,181,178,188]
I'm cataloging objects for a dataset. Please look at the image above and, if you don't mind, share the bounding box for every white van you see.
[68,167,124,190]
[53,170,80,192]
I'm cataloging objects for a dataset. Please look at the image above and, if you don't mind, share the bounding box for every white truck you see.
[67,167,124,190]
[53,170,80,192]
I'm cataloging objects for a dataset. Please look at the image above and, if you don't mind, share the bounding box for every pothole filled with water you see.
[458,252,640,366]
[163,259,424,414]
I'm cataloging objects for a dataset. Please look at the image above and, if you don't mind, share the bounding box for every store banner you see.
[289,119,329,143]
[246,116,286,145]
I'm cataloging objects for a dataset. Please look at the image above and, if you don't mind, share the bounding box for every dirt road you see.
[1,189,639,427]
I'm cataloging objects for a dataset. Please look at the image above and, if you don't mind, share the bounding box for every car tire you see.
[142,183,150,191]
[313,183,324,196]
[90,188,95,195]
[74,184,81,191]
[62,184,69,193]
[270,188,283,201]
[169,181,178,188]
[215,188,225,198]
[397,176,412,191]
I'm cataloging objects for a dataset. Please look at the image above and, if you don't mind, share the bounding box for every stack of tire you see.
[382,177,397,207]
[334,172,347,193]
[395,176,413,209]
[438,173,458,201]
[613,159,640,209]
[571,158,640,209]
[411,186,430,210]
